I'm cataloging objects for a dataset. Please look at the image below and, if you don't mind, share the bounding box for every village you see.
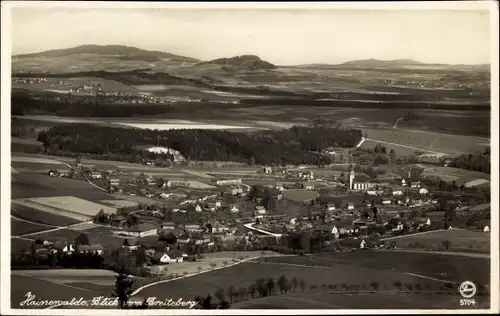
[28,158,491,279]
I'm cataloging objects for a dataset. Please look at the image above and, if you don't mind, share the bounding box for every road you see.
[393,117,404,129]
[244,222,282,237]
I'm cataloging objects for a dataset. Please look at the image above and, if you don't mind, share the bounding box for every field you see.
[132,250,490,309]
[11,173,113,201]
[260,251,490,285]
[384,230,491,253]
[233,292,462,309]
[9,250,491,310]
[11,218,52,236]
[362,127,489,155]
[11,204,80,226]
[24,196,118,217]
[11,270,116,309]
[282,189,319,203]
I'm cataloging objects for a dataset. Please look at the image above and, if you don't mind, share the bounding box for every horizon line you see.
[11,44,491,67]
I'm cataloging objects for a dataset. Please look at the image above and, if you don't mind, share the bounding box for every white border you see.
[1,1,498,315]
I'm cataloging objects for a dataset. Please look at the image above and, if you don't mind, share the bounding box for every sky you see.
[10,7,492,65]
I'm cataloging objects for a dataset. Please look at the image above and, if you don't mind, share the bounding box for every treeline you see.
[449,152,491,174]
[38,124,362,165]
[239,98,490,111]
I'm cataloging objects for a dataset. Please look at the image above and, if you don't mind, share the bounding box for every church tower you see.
[349,170,355,190]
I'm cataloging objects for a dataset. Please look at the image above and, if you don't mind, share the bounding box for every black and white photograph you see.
[1,1,498,314]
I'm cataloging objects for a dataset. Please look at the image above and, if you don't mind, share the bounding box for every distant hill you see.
[13,44,200,63]
[340,58,423,68]
[202,55,276,70]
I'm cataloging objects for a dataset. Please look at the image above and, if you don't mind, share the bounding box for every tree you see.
[75,233,89,246]
[299,279,307,292]
[126,214,139,228]
[414,283,422,293]
[369,281,380,292]
[389,149,397,162]
[393,281,402,291]
[214,288,225,303]
[249,156,255,166]
[227,285,235,303]
[248,284,257,299]
[277,274,287,294]
[405,283,413,292]
[442,240,451,251]
[291,276,299,292]
[238,287,247,301]
[111,271,136,309]
[209,262,217,269]
[266,277,275,295]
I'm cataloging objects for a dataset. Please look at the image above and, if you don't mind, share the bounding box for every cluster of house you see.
[25,240,105,258]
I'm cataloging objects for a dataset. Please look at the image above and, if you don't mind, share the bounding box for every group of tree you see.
[36,123,362,166]
[449,152,490,174]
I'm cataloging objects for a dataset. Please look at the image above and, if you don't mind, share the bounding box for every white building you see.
[216,178,242,186]
[195,205,202,213]
[393,190,404,196]
[90,172,102,179]
[419,188,429,195]
[382,200,391,205]
[255,206,267,214]
[349,170,376,191]
[116,223,158,238]
[360,239,366,249]
[326,204,336,211]
[484,225,490,233]
[230,206,240,213]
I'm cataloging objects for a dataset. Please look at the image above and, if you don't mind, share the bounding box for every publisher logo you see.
[458,281,476,299]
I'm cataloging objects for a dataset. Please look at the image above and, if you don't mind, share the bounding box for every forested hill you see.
[37,124,362,166]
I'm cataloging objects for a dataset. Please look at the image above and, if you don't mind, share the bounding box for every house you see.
[230,205,240,213]
[109,178,120,187]
[360,239,367,249]
[214,201,222,208]
[152,251,170,264]
[191,232,211,245]
[211,222,229,234]
[118,223,158,238]
[255,206,267,215]
[419,187,429,195]
[229,187,244,196]
[90,171,102,179]
[177,232,191,244]
[263,167,272,174]
[382,199,391,205]
[122,239,140,251]
[215,178,242,186]
[326,204,336,211]
[393,190,404,196]
[324,147,337,155]
[301,182,315,190]
[366,190,378,196]
[347,203,355,210]
[401,178,407,186]
[275,183,285,191]
[194,205,202,213]
[484,225,490,233]
[331,226,339,237]
[276,194,283,200]
[282,224,296,233]
[160,222,176,230]
[62,243,77,254]
[48,169,59,177]
[411,181,421,188]
[162,181,172,188]
[185,224,202,232]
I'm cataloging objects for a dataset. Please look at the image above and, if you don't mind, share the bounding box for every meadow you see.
[11,218,53,236]
[385,230,491,254]
[11,204,80,226]
[282,189,319,203]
